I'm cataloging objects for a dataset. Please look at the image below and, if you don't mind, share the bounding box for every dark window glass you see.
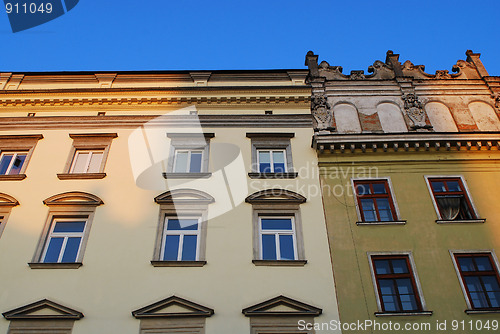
[429,178,475,220]
[354,180,397,222]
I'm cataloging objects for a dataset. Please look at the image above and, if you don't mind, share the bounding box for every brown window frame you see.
[371,255,423,313]
[428,177,476,220]
[354,180,397,222]
[454,253,500,310]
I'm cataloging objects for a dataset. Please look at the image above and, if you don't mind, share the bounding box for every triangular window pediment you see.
[2,299,84,320]
[132,296,214,318]
[242,296,321,317]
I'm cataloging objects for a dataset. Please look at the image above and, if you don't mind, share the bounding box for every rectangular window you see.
[41,219,87,263]
[454,253,500,310]
[257,150,287,173]
[173,150,203,173]
[0,151,28,175]
[354,180,397,222]
[428,177,476,220]
[259,217,297,261]
[70,150,104,174]
[371,255,423,313]
[161,217,200,261]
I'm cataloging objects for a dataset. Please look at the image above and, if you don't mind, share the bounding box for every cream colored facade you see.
[0,71,341,333]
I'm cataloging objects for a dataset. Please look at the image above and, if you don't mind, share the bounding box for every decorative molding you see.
[436,219,486,224]
[375,311,433,317]
[69,133,117,139]
[167,133,215,139]
[248,172,298,179]
[311,93,334,132]
[132,296,214,318]
[28,262,83,269]
[3,299,84,320]
[356,221,406,226]
[162,172,212,179]
[246,132,295,138]
[0,192,19,206]
[252,260,307,266]
[0,174,27,181]
[154,189,215,205]
[245,189,306,204]
[242,295,322,317]
[401,93,431,130]
[57,173,106,180]
[0,134,43,141]
[43,191,104,207]
[150,260,206,267]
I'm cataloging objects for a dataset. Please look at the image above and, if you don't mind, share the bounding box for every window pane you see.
[447,181,461,192]
[258,151,271,173]
[272,151,286,173]
[261,218,292,230]
[167,219,198,231]
[43,237,64,262]
[372,183,387,194]
[163,235,180,261]
[189,152,202,173]
[0,155,13,175]
[181,235,197,261]
[356,184,371,195]
[8,154,26,175]
[482,276,500,292]
[279,235,295,260]
[174,151,188,172]
[87,152,103,173]
[262,234,276,260]
[53,221,86,233]
[72,152,89,173]
[392,259,409,274]
[431,181,446,192]
[61,237,82,262]
[379,280,398,311]
[376,198,393,221]
[396,278,414,295]
[374,259,391,274]
[360,199,376,221]
[475,256,493,271]
[458,257,475,272]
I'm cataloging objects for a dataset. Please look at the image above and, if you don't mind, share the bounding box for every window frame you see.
[0,151,29,176]
[367,251,431,316]
[69,149,105,174]
[0,192,19,239]
[256,149,288,173]
[163,133,214,179]
[258,216,298,261]
[40,217,88,264]
[172,149,204,173]
[57,133,117,180]
[160,216,201,261]
[246,133,297,179]
[424,175,483,223]
[0,134,43,181]
[351,177,404,225]
[450,250,500,313]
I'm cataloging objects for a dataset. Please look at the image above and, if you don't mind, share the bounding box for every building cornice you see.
[313,132,500,154]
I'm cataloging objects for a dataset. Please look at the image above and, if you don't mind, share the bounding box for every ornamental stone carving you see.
[402,93,430,129]
[311,93,333,132]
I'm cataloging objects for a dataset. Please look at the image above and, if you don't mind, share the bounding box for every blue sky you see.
[1,0,499,75]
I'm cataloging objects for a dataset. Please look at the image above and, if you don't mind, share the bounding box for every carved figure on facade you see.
[402,93,431,130]
[311,93,334,133]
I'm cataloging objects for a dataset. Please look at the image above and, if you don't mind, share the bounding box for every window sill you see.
[356,220,406,226]
[248,172,298,179]
[162,172,212,179]
[465,309,500,314]
[375,311,433,317]
[151,260,206,267]
[436,219,486,224]
[252,260,307,266]
[57,173,106,180]
[0,174,26,181]
[28,262,82,269]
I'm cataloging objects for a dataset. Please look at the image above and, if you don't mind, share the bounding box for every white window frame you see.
[41,218,88,263]
[172,149,204,173]
[256,149,288,173]
[424,175,481,222]
[450,249,500,312]
[367,251,429,315]
[69,149,104,174]
[161,216,201,261]
[0,151,28,175]
[258,216,298,260]
[351,177,404,225]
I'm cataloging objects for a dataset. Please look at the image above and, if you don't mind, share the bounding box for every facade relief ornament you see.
[311,93,334,133]
[402,93,431,130]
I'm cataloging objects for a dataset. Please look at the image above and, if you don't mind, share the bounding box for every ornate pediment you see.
[43,191,103,207]
[0,193,19,207]
[245,189,306,204]
[242,295,322,317]
[132,296,214,318]
[3,299,84,320]
[154,189,214,205]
